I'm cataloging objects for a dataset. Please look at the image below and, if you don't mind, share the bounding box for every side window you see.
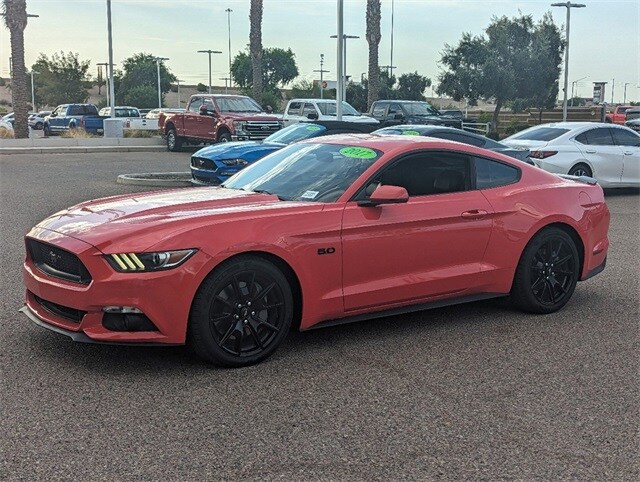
[202,98,215,112]
[433,131,485,147]
[188,98,202,113]
[68,105,83,116]
[302,103,317,116]
[575,128,615,146]
[372,103,387,118]
[475,157,520,189]
[365,151,471,197]
[388,103,402,114]
[611,128,640,147]
[287,102,302,115]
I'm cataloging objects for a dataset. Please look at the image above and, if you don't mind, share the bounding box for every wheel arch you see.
[522,221,586,279]
[217,126,231,139]
[190,250,304,331]
[164,121,176,134]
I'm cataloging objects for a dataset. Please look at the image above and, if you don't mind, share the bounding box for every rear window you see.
[509,127,569,141]
[475,157,520,189]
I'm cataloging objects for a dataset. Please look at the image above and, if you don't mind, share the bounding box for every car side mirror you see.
[357,185,409,207]
[266,105,273,114]
[199,105,208,115]
[306,112,319,120]
[394,113,403,120]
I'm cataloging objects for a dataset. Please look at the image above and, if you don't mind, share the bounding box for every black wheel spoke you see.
[555,254,572,266]
[214,295,234,309]
[546,280,556,303]
[231,274,243,299]
[234,328,244,355]
[532,276,545,291]
[247,320,264,349]
[218,322,237,346]
[262,301,284,310]
[258,320,280,333]
[211,312,232,323]
[252,282,276,303]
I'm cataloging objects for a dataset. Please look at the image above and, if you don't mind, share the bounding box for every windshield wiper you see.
[252,189,288,201]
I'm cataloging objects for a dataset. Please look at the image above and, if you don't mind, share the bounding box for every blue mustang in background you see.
[190,121,377,184]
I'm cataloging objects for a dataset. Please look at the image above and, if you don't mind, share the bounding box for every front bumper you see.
[22,230,212,345]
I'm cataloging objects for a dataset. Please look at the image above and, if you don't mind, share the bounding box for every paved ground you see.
[1,152,638,480]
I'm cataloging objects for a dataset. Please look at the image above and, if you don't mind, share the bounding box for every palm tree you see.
[2,0,29,138]
[249,0,263,104]
[366,0,381,111]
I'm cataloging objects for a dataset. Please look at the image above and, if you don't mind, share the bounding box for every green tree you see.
[123,85,158,109]
[396,72,431,101]
[231,47,299,100]
[31,51,91,107]
[117,53,176,107]
[437,14,561,131]
[2,0,29,138]
[196,82,207,92]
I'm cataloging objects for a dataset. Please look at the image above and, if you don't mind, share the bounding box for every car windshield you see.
[509,127,570,141]
[217,97,263,113]
[223,142,382,202]
[374,127,427,136]
[402,102,440,116]
[317,102,360,116]
[264,123,328,144]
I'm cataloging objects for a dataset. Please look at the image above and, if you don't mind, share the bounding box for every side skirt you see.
[307,292,507,331]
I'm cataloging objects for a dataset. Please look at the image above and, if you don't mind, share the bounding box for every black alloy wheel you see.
[188,256,293,367]
[511,227,579,314]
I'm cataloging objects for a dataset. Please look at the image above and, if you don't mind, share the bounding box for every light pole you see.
[175,79,183,108]
[29,70,38,112]
[106,0,116,118]
[197,50,222,94]
[551,1,586,122]
[390,0,395,79]
[313,54,330,99]
[220,77,231,94]
[623,82,631,104]
[336,0,344,120]
[225,8,233,86]
[154,57,169,108]
[330,33,359,101]
[571,76,587,106]
[97,62,111,106]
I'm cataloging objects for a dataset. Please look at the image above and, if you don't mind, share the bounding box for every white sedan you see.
[503,122,640,188]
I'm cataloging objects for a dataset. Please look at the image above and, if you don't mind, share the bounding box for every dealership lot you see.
[1,152,638,479]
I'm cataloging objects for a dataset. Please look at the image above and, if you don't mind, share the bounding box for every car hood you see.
[34,187,321,253]
[193,141,282,161]
[323,115,378,124]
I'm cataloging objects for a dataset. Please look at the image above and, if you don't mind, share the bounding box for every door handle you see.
[585,149,596,154]
[461,209,488,220]
[623,151,633,155]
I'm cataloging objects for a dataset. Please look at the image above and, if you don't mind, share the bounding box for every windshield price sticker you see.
[306,125,322,131]
[301,190,319,199]
[339,147,378,159]
[402,130,420,136]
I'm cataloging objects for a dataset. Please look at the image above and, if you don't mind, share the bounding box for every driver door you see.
[341,150,493,312]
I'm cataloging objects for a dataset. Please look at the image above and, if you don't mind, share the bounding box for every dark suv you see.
[368,100,463,129]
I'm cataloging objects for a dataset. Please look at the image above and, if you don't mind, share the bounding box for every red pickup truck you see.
[159,94,283,151]
[605,105,634,125]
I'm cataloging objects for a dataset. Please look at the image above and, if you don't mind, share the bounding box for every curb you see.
[117,172,194,187]
[0,146,167,155]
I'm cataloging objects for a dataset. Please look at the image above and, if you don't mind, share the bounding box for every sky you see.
[1,0,639,103]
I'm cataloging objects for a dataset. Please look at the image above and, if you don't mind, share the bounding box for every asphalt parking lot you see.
[1,151,638,480]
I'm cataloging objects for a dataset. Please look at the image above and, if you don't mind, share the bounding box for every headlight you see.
[232,120,247,133]
[220,158,248,166]
[105,249,196,272]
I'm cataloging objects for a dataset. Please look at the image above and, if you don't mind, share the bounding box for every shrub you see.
[124,129,159,138]
[0,126,15,138]
[196,83,207,92]
[60,129,98,138]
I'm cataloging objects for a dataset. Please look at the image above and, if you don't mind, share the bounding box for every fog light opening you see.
[102,310,159,332]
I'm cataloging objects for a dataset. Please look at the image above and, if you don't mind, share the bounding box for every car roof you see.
[302,133,481,151]
[290,98,338,103]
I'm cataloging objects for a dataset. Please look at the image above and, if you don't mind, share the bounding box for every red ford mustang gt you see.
[21,135,610,367]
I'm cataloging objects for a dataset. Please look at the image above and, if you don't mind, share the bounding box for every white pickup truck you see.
[98,106,159,130]
[282,98,378,126]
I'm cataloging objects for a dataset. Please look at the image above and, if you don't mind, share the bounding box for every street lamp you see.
[225,8,233,86]
[106,0,116,118]
[551,1,586,122]
[96,62,112,106]
[330,33,360,100]
[154,57,169,108]
[623,82,631,104]
[571,76,587,106]
[390,0,395,79]
[313,54,330,99]
[29,70,39,112]
[175,79,183,108]
[220,77,231,94]
[197,49,222,94]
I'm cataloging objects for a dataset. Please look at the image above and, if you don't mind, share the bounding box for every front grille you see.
[33,294,86,323]
[244,121,281,140]
[191,156,217,170]
[27,239,92,284]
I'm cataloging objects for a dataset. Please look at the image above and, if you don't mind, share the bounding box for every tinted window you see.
[365,151,471,197]
[202,98,215,112]
[287,102,302,115]
[575,128,615,146]
[302,103,317,116]
[475,157,520,189]
[510,127,569,141]
[188,98,202,113]
[432,131,485,147]
[68,105,83,116]
[372,103,387,118]
[611,128,640,147]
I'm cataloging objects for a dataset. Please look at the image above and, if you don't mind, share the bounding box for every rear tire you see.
[166,128,182,152]
[511,227,579,314]
[188,255,293,367]
[35,121,43,130]
[43,124,51,136]
[568,163,592,178]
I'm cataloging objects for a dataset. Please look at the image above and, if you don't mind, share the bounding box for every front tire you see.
[511,227,579,314]
[188,256,293,367]
[166,128,182,152]
[217,131,232,143]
